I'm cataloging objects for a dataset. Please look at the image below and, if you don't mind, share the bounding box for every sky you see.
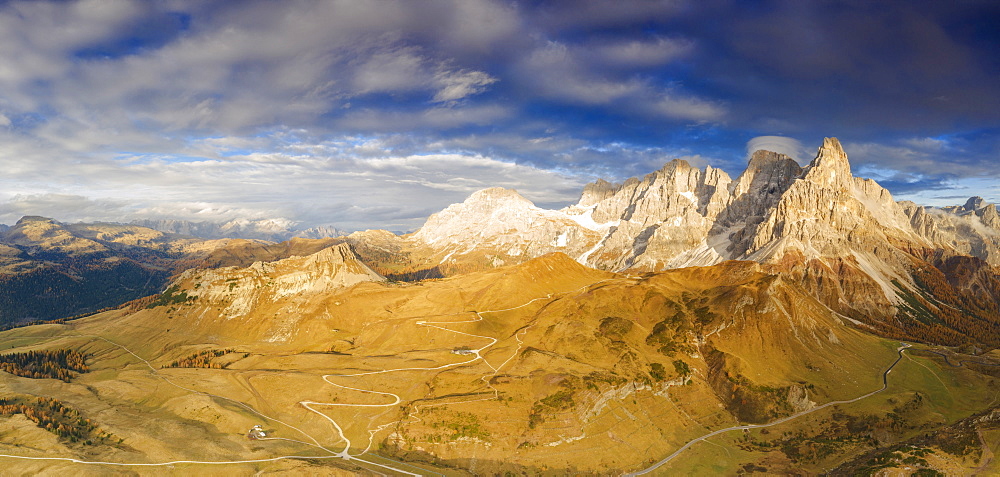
[0,0,998,232]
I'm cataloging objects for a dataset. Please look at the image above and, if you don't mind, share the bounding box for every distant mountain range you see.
[130,218,347,242]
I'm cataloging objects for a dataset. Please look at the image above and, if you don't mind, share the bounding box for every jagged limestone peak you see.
[731,149,802,199]
[578,178,618,207]
[803,137,852,190]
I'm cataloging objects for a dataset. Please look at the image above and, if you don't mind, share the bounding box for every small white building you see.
[452,348,476,356]
[248,425,267,439]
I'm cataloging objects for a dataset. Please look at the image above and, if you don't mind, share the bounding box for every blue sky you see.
[0,0,998,231]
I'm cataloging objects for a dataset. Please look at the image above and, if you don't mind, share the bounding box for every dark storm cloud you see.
[671,0,1000,133]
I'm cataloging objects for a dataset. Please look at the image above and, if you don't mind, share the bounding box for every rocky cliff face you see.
[0,216,349,325]
[567,159,733,270]
[411,138,999,273]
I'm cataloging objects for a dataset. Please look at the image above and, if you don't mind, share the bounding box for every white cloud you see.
[432,69,497,102]
[0,0,146,84]
[338,104,512,131]
[518,41,724,122]
[845,140,988,177]
[352,48,430,94]
[900,136,949,152]
[0,130,589,231]
[0,193,133,224]
[351,47,498,101]
[0,0,740,233]
[591,37,694,67]
[534,0,683,31]
[438,0,521,52]
[645,93,726,122]
[520,42,644,104]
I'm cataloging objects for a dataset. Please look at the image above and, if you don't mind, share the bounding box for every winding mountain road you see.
[298,283,605,464]
[624,343,912,476]
[0,279,609,474]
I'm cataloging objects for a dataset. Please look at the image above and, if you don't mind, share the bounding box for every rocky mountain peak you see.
[964,196,986,211]
[411,187,545,247]
[13,216,59,227]
[306,242,361,265]
[977,203,1000,229]
[465,186,533,207]
[579,178,618,207]
[731,149,802,199]
[748,149,796,169]
[658,158,695,174]
[131,218,345,242]
[802,137,852,189]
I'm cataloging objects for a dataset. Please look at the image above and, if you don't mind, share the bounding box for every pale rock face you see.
[567,159,736,270]
[735,139,923,263]
[411,187,603,264]
[941,196,987,215]
[578,179,618,207]
[176,243,384,321]
[722,150,803,258]
[801,138,852,189]
[981,204,1000,229]
[411,187,537,245]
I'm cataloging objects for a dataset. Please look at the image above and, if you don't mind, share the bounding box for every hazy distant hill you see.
[131,218,346,242]
[0,217,184,324]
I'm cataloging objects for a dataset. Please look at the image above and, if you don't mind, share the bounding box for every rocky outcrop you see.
[157,242,385,343]
[4,216,110,256]
[173,243,384,322]
[736,138,922,264]
[412,137,1000,273]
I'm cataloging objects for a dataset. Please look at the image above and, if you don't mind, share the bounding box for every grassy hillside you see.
[0,254,996,474]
